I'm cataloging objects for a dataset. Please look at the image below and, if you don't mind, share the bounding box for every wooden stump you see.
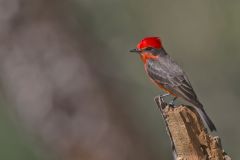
[154,96,231,160]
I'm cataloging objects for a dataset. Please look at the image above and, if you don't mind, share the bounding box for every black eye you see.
[145,47,159,55]
[144,47,153,51]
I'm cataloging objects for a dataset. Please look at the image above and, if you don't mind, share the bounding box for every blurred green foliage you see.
[0,103,40,160]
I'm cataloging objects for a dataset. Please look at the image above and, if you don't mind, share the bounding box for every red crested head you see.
[130,37,165,63]
[137,37,163,50]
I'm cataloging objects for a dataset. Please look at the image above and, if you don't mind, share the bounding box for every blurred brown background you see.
[0,0,239,159]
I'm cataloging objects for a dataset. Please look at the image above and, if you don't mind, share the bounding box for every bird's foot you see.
[155,93,170,104]
[169,97,177,106]
[160,93,170,99]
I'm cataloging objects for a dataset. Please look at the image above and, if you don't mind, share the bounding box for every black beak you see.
[129,48,141,53]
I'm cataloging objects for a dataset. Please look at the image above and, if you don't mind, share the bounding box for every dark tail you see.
[194,104,216,132]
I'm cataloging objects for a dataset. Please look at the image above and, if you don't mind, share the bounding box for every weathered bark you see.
[155,96,231,160]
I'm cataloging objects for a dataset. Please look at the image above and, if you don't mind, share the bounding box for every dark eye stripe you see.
[143,47,160,56]
[144,47,153,51]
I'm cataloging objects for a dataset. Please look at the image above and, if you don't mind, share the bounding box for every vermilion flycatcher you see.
[130,37,216,131]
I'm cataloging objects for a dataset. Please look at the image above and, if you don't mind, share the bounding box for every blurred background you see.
[0,0,239,159]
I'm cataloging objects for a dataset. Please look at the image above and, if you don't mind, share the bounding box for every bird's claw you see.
[169,97,177,106]
[155,94,177,107]
[155,93,170,107]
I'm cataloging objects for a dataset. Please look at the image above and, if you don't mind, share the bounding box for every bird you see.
[130,37,216,131]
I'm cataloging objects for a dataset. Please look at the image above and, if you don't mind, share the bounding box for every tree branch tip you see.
[154,98,231,160]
